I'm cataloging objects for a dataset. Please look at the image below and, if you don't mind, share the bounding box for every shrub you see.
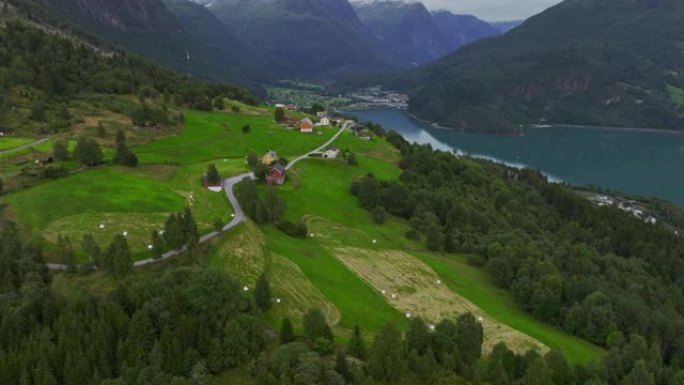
[276,220,308,239]
[405,229,421,241]
[371,206,387,224]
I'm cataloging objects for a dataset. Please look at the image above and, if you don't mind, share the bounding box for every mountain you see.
[387,0,684,132]
[27,0,263,88]
[431,11,499,52]
[352,0,499,67]
[490,20,523,33]
[202,0,394,78]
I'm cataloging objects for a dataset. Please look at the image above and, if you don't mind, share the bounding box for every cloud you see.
[416,0,563,21]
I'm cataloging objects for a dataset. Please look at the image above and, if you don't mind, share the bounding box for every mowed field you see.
[263,149,604,364]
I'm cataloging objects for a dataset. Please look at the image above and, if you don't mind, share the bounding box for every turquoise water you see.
[344,109,684,205]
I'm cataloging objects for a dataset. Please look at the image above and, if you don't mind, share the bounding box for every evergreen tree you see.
[206,337,224,373]
[242,124,251,133]
[433,319,459,369]
[164,213,185,249]
[358,175,381,210]
[302,308,333,342]
[122,307,156,366]
[113,130,138,167]
[456,312,484,366]
[151,230,164,259]
[274,107,285,123]
[81,233,101,265]
[223,319,249,367]
[368,323,406,382]
[254,273,272,311]
[159,326,183,376]
[545,350,574,385]
[181,207,199,244]
[206,164,221,185]
[52,139,69,161]
[56,234,75,270]
[621,360,654,385]
[247,151,259,168]
[0,178,3,195]
[280,318,295,345]
[334,350,353,384]
[103,234,132,276]
[74,136,103,167]
[348,325,366,359]
[406,317,431,355]
[521,356,554,385]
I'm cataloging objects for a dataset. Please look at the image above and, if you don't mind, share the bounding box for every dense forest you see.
[0,9,258,135]
[352,125,684,383]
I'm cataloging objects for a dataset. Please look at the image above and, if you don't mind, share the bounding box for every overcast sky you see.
[416,0,562,21]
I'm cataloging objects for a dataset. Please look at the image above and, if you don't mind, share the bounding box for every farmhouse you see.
[297,118,314,133]
[266,163,286,185]
[323,147,340,159]
[316,117,330,126]
[262,150,278,165]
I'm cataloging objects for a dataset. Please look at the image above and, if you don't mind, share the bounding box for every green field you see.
[134,109,337,164]
[0,137,35,151]
[2,106,605,365]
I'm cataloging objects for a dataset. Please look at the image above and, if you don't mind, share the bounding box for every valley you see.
[3,1,684,385]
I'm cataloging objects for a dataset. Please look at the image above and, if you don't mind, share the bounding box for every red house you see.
[266,163,286,185]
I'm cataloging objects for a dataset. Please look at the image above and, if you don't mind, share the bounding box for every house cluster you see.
[262,150,286,185]
[589,194,658,224]
[342,120,373,140]
[274,103,298,111]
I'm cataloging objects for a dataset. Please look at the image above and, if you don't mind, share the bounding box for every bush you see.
[371,206,387,224]
[276,220,308,239]
[466,254,486,267]
[405,229,421,241]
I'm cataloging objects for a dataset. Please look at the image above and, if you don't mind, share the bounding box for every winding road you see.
[46,126,346,270]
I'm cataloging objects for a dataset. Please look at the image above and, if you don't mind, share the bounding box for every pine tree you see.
[181,207,199,244]
[52,139,69,161]
[81,233,101,266]
[368,323,406,382]
[254,273,272,311]
[280,318,295,345]
[348,325,366,359]
[160,326,183,375]
[521,356,554,385]
[223,319,249,367]
[113,130,138,167]
[164,213,185,249]
[406,317,431,355]
[302,308,333,342]
[56,235,75,270]
[206,337,224,373]
[151,230,164,259]
[274,107,285,123]
[206,164,221,185]
[103,234,132,276]
[334,350,353,384]
[456,312,484,366]
[621,360,654,385]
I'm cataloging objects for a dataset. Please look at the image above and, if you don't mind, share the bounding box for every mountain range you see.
[13,0,501,85]
[383,0,684,132]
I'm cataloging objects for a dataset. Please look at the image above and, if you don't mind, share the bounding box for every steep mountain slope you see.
[352,1,499,67]
[204,0,394,78]
[490,20,523,33]
[28,0,263,87]
[390,0,684,132]
[352,0,445,67]
[431,11,499,52]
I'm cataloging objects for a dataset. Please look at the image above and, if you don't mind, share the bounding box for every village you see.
[255,105,374,186]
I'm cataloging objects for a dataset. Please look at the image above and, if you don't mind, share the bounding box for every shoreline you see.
[344,106,684,136]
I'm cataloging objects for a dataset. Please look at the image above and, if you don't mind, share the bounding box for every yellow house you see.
[262,150,278,165]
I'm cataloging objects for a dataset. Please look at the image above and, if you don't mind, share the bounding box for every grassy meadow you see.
[1,104,605,366]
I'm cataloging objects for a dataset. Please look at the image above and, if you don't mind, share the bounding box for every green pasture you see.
[134,110,336,164]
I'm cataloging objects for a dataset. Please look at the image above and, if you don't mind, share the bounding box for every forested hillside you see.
[0,6,257,137]
[351,125,684,383]
[383,0,684,132]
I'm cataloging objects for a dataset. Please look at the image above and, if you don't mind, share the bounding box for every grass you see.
[134,109,337,164]
[667,83,684,107]
[417,253,604,365]
[0,137,35,151]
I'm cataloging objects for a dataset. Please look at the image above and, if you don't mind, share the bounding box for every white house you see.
[323,147,341,159]
[316,117,331,126]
